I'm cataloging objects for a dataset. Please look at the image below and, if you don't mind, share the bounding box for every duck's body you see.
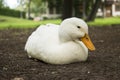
[25,17,95,64]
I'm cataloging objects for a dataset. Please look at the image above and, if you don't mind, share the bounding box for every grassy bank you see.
[0,15,120,29]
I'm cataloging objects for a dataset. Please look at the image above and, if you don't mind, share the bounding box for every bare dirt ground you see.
[0,26,120,80]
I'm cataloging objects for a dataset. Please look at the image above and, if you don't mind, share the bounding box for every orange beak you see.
[81,34,95,51]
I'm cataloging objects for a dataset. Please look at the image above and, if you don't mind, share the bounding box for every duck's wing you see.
[25,24,60,55]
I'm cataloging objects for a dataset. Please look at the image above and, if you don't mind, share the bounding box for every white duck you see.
[25,17,95,64]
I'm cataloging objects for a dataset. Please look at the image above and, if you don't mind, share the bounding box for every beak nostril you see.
[86,38,89,40]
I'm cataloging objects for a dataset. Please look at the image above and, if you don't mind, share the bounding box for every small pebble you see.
[51,71,57,74]
[87,71,90,74]
[3,67,7,70]
[12,77,24,80]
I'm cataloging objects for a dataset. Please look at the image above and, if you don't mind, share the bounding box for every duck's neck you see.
[59,29,73,43]
[59,35,73,43]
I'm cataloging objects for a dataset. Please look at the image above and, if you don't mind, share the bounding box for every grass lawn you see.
[0,15,120,29]
[88,17,120,26]
[0,15,61,29]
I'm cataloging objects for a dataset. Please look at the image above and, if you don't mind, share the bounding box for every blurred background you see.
[0,0,120,28]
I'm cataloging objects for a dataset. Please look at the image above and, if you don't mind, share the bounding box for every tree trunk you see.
[62,0,73,20]
[28,0,31,19]
[83,0,86,19]
[86,0,102,22]
[85,0,91,17]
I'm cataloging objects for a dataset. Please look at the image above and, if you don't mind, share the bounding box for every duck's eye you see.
[77,26,81,29]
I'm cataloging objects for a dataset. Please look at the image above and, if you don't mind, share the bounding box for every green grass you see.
[0,15,61,29]
[0,15,120,29]
[88,17,120,26]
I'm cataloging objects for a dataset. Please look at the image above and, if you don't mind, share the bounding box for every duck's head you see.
[59,17,95,51]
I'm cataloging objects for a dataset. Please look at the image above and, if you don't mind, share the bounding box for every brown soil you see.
[0,26,120,80]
